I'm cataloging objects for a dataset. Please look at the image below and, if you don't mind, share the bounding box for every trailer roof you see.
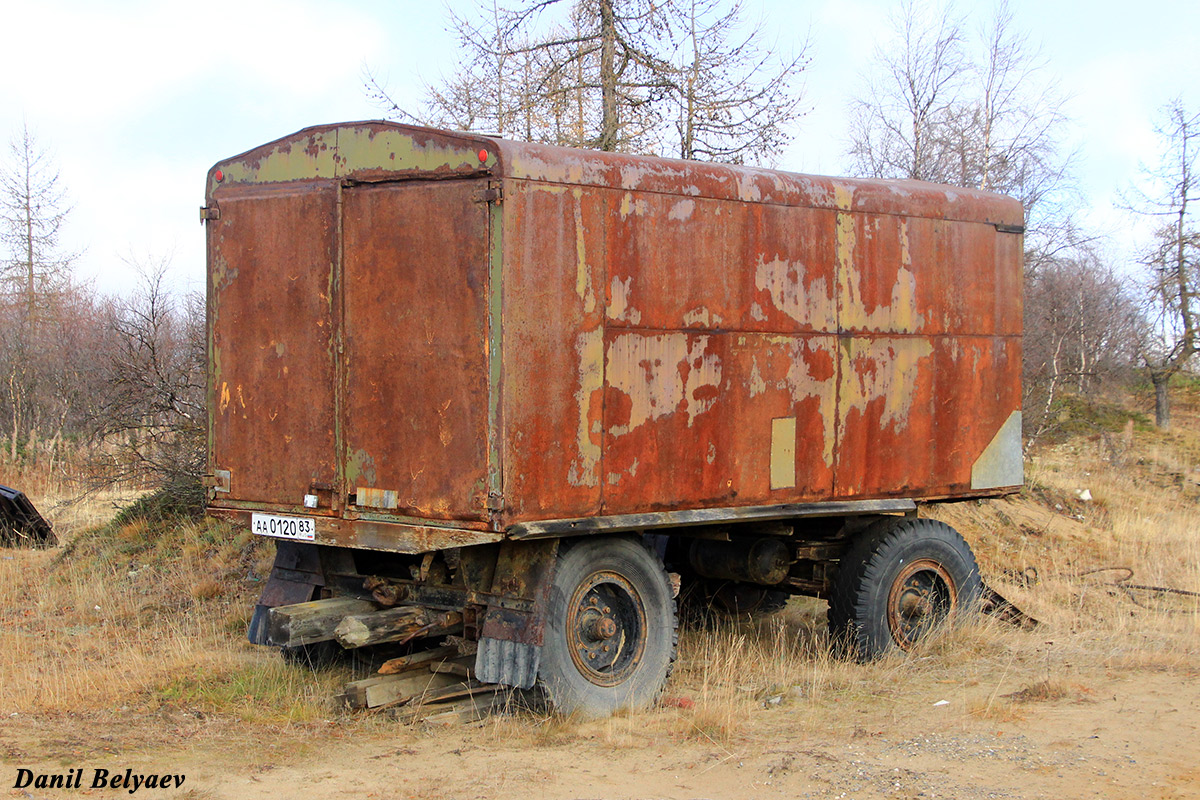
[208,120,1024,228]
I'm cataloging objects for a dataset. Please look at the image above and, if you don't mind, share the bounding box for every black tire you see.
[539,536,677,717]
[828,518,981,659]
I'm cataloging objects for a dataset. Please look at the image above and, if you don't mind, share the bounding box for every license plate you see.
[251,513,316,541]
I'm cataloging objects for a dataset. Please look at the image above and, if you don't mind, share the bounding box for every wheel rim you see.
[886,558,958,649]
[566,569,647,687]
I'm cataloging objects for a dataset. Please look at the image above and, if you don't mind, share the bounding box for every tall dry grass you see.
[1,389,1197,749]
[0,503,357,725]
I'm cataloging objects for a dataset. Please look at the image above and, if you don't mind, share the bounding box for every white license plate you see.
[251,513,316,541]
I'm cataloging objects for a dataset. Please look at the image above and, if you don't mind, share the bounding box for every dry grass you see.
[0,505,357,726]
[1,389,1198,759]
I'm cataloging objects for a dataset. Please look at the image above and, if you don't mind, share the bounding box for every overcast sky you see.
[0,0,1195,296]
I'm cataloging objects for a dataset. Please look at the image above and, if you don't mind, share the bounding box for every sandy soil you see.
[3,667,1197,800]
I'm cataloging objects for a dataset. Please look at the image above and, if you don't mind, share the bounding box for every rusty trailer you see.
[204,121,1023,716]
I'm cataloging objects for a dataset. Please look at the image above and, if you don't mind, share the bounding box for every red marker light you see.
[478,149,489,164]
[214,169,224,182]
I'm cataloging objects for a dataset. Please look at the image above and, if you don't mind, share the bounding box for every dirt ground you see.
[3,660,1198,800]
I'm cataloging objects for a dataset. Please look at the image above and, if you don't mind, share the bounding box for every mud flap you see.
[474,539,559,688]
[476,637,541,689]
[247,541,326,645]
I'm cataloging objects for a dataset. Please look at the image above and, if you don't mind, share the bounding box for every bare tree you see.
[87,259,206,506]
[0,123,74,323]
[0,124,82,462]
[847,0,1072,240]
[949,2,1072,239]
[1128,98,1200,429]
[669,0,808,164]
[371,0,808,161]
[1023,245,1142,443]
[847,0,968,182]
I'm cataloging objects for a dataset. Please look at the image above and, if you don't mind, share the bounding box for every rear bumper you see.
[207,506,504,554]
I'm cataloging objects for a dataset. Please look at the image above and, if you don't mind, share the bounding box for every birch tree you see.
[669,0,808,163]
[846,0,1071,238]
[1129,99,1200,429]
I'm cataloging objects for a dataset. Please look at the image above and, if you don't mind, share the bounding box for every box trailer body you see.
[204,121,1023,714]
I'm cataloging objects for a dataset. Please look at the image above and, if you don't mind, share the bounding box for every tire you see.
[539,536,678,717]
[828,518,981,660]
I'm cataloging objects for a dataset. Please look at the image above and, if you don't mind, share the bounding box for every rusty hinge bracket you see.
[200,205,220,223]
[203,469,231,493]
[473,183,503,205]
[486,492,504,512]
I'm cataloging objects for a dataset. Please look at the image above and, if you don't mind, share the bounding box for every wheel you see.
[539,536,677,717]
[828,518,981,659]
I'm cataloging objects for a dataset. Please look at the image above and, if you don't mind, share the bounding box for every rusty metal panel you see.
[209,121,493,190]
[834,334,1021,498]
[495,171,1022,525]
[499,181,606,519]
[844,214,1006,336]
[603,192,838,333]
[341,181,490,521]
[207,121,1025,548]
[498,141,1023,229]
[208,182,338,508]
[600,331,838,511]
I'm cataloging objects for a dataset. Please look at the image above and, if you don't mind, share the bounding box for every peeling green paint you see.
[214,125,486,187]
[487,183,505,512]
[346,447,378,487]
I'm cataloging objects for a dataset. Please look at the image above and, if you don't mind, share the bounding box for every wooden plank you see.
[339,671,462,709]
[335,607,462,649]
[267,597,377,647]
[409,690,507,725]
[429,656,474,679]
[377,645,460,675]
[413,679,498,705]
[368,672,459,708]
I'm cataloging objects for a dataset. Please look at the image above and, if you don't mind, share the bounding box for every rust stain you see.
[567,330,604,488]
[605,333,722,435]
[754,257,835,330]
[207,120,1024,541]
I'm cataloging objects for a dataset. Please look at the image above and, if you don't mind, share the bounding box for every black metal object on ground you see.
[980,582,1039,630]
[0,484,55,547]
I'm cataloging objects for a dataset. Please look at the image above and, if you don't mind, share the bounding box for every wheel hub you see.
[566,570,647,686]
[886,558,958,649]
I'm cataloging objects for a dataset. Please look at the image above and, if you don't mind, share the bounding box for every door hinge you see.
[200,205,220,222]
[473,183,503,205]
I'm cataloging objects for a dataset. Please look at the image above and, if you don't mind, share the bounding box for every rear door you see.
[208,182,340,510]
[340,180,491,521]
